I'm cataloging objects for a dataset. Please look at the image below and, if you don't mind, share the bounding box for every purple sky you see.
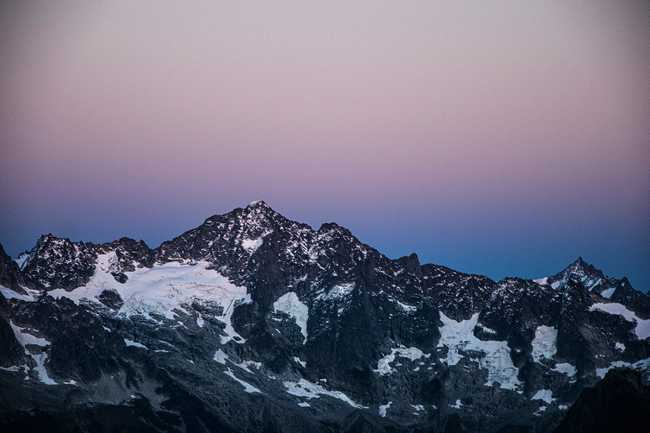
[1,1,648,289]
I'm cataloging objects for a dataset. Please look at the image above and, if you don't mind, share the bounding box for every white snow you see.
[531,389,555,404]
[589,302,650,340]
[124,339,148,349]
[534,406,547,416]
[534,277,548,286]
[317,283,355,301]
[14,253,31,269]
[283,379,366,408]
[213,349,260,372]
[600,287,616,299]
[224,368,261,393]
[378,401,392,417]
[0,365,24,373]
[396,300,417,313]
[234,360,262,373]
[273,292,309,343]
[32,352,57,385]
[531,325,558,363]
[213,349,228,364]
[412,404,425,412]
[196,312,205,328]
[615,342,626,352]
[241,237,264,253]
[552,362,577,378]
[9,322,58,384]
[0,285,35,302]
[374,346,428,376]
[47,254,250,343]
[595,358,650,378]
[10,322,51,348]
[437,312,521,390]
[450,399,463,409]
[297,402,311,408]
[477,323,498,335]
[293,356,307,368]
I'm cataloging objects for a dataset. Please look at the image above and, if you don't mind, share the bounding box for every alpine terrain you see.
[1,201,649,433]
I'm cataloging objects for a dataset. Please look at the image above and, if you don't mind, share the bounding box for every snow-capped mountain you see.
[1,201,649,433]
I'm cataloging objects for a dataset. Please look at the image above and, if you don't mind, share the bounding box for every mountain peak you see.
[246,200,271,210]
[540,256,607,292]
[564,256,602,277]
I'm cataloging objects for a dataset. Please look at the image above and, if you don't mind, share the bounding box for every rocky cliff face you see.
[1,201,648,433]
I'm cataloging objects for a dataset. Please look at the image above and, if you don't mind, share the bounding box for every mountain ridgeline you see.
[1,201,649,433]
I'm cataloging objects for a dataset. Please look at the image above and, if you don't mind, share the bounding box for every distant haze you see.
[1,1,648,288]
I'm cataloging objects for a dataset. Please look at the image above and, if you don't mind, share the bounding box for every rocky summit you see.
[1,201,649,433]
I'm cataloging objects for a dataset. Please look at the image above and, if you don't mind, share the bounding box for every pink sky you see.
[1,1,648,288]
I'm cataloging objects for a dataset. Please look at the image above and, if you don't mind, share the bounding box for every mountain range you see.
[1,200,649,433]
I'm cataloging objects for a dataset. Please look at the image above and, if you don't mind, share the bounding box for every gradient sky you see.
[1,1,648,289]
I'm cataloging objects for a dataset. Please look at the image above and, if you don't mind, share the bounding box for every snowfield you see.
[47,253,251,343]
[532,325,558,363]
[437,312,521,390]
[589,302,650,340]
[273,291,309,343]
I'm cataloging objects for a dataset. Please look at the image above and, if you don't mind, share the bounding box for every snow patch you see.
[596,358,650,378]
[283,379,366,408]
[600,287,616,299]
[273,292,309,343]
[531,325,558,363]
[395,300,417,313]
[615,342,625,352]
[532,389,554,404]
[10,322,51,348]
[589,302,650,339]
[241,237,264,253]
[317,283,355,301]
[213,349,228,364]
[47,256,250,344]
[0,365,24,373]
[552,362,577,378]
[14,253,31,269]
[374,346,428,376]
[224,368,262,393]
[378,402,392,417]
[437,312,521,390]
[32,353,56,385]
[124,339,148,349]
[0,285,35,302]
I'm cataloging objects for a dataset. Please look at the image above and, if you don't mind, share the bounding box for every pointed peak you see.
[565,256,601,275]
[240,200,283,219]
[246,200,271,210]
[36,233,69,247]
[571,256,587,267]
